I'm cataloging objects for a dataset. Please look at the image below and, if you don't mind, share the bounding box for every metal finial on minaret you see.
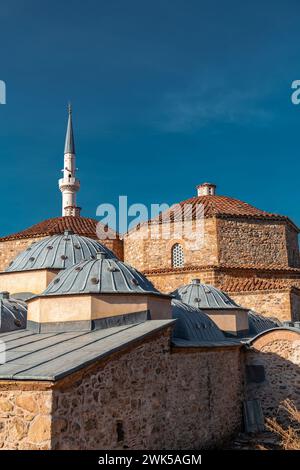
[64,102,75,155]
[59,105,81,217]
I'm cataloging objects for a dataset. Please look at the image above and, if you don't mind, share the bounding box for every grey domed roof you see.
[248,310,281,336]
[42,252,162,296]
[0,292,27,332]
[172,299,226,344]
[6,231,116,272]
[171,279,242,310]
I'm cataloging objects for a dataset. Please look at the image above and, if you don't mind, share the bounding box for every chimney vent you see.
[96,251,107,260]
[197,182,216,196]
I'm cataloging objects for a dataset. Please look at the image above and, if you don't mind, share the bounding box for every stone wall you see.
[291,290,300,321]
[100,237,124,261]
[124,218,218,272]
[0,327,243,450]
[1,326,300,449]
[217,218,290,268]
[51,328,243,450]
[124,216,298,274]
[146,269,217,293]
[0,237,42,272]
[245,329,300,425]
[228,290,293,322]
[0,383,52,450]
[285,224,300,268]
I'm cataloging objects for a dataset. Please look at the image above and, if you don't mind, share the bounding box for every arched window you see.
[172,243,184,268]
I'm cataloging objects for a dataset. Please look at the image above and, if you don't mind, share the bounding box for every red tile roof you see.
[0,216,118,242]
[126,195,298,233]
[173,195,287,218]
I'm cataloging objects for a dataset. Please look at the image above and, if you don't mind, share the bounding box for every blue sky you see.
[0,0,300,234]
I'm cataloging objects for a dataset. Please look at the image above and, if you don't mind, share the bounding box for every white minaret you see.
[59,104,81,216]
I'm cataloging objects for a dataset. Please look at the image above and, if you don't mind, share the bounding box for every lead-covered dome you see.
[248,310,281,336]
[0,292,27,332]
[43,252,161,296]
[171,279,241,310]
[172,299,226,344]
[6,231,116,272]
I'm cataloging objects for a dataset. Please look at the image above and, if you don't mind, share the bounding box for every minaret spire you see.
[59,104,81,217]
[64,103,75,154]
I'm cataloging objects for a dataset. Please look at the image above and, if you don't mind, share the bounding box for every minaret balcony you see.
[59,177,80,192]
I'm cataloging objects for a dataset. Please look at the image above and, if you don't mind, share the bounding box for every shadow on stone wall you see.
[245,332,300,426]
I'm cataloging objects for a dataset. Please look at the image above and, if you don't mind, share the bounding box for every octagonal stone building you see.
[124,183,300,321]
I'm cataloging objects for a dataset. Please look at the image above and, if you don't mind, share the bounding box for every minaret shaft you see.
[59,105,81,217]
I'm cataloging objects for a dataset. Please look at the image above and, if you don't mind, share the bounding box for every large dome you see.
[43,252,161,296]
[0,292,27,332]
[159,194,285,221]
[171,299,226,344]
[6,231,116,272]
[171,279,242,310]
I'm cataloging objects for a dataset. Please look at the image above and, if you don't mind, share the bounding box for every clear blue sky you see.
[0,0,299,234]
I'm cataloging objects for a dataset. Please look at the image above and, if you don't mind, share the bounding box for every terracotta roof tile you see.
[165,195,285,219]
[126,195,298,233]
[0,216,119,242]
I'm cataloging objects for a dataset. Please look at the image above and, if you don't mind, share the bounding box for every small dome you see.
[248,310,282,336]
[0,292,27,332]
[6,231,116,272]
[43,252,161,296]
[172,299,226,343]
[171,279,241,310]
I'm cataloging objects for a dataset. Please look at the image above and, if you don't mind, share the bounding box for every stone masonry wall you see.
[102,238,124,261]
[0,328,243,450]
[228,290,293,322]
[146,270,217,293]
[124,217,297,274]
[245,330,300,425]
[0,384,52,450]
[286,224,300,268]
[217,218,289,268]
[0,238,42,272]
[51,328,243,450]
[291,291,300,322]
[124,218,218,272]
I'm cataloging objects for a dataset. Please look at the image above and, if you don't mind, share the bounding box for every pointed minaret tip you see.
[64,103,75,154]
[59,104,81,217]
